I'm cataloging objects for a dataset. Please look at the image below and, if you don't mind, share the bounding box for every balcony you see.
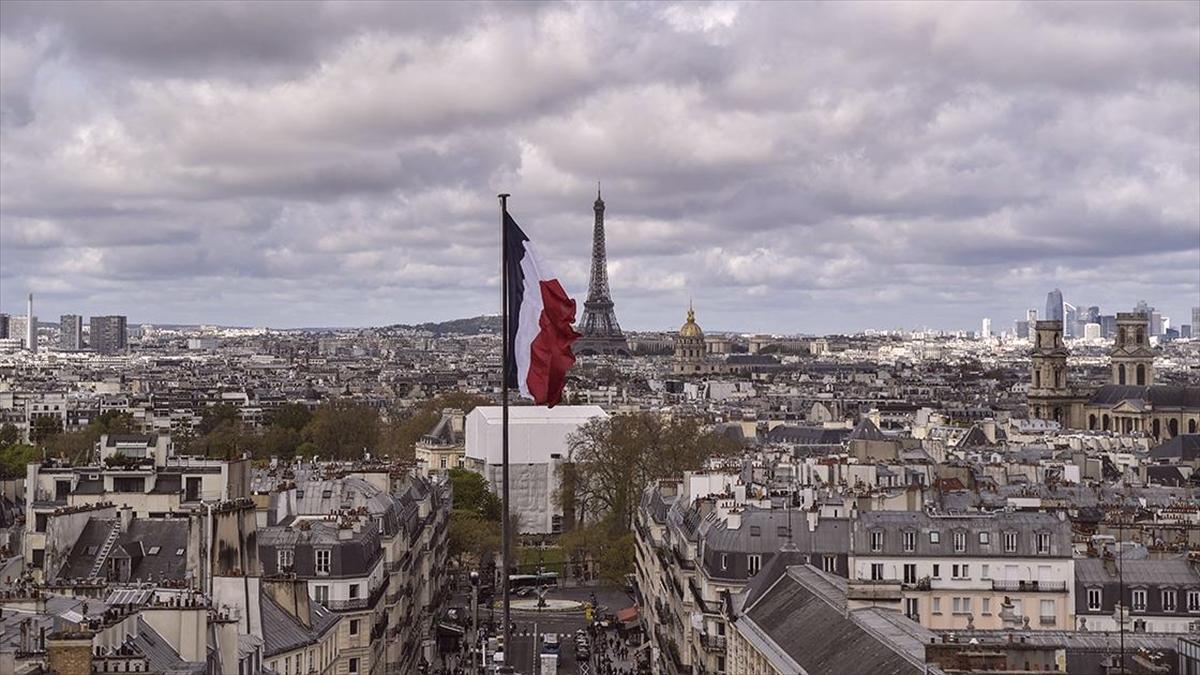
[700,634,727,653]
[324,578,389,611]
[991,580,1066,593]
[1039,615,1056,626]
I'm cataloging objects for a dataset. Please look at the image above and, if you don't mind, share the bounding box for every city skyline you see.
[2,2,1198,333]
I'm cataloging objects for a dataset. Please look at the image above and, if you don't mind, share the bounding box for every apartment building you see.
[1074,557,1200,633]
[635,476,852,675]
[849,510,1075,631]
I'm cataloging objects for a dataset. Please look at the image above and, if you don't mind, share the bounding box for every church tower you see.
[1029,320,1072,424]
[1110,312,1156,386]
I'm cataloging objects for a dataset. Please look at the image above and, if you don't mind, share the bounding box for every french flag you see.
[504,212,581,407]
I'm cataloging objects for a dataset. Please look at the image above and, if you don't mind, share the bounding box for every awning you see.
[616,605,639,624]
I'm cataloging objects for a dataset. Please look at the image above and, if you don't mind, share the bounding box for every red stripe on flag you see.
[526,279,581,407]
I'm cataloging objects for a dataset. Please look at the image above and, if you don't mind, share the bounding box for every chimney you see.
[46,632,93,675]
[726,510,741,530]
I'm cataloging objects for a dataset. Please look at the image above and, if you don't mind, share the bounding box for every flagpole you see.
[498,192,512,670]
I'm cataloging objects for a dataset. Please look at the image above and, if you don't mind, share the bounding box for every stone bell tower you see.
[1110,312,1155,386]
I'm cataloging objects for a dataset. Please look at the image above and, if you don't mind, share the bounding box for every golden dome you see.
[679,306,704,338]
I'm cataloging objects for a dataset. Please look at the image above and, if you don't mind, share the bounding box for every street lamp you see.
[470,570,480,675]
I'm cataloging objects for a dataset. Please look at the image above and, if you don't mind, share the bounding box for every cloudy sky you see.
[1,1,1197,333]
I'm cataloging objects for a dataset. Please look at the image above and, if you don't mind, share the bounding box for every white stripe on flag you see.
[514,239,549,400]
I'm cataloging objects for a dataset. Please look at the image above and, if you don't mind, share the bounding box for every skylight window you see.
[148,546,161,555]
[176,548,185,556]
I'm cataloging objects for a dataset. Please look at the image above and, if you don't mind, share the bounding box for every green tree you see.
[0,423,19,446]
[302,401,380,459]
[268,403,313,432]
[260,426,302,459]
[448,510,501,568]
[197,404,242,435]
[0,443,39,477]
[30,416,62,444]
[448,468,501,521]
[95,410,135,434]
[563,412,739,531]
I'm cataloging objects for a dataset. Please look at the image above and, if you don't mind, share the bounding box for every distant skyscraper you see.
[573,186,631,357]
[1063,303,1078,339]
[26,293,37,353]
[1083,323,1101,340]
[59,314,83,350]
[1014,320,1030,339]
[1045,289,1063,322]
[1192,306,1199,331]
[90,315,128,354]
[1099,315,1117,339]
[1149,311,1163,336]
[1026,309,1038,324]
[0,313,8,339]
[981,318,991,338]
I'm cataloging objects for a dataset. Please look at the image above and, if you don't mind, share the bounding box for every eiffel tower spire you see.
[574,185,630,357]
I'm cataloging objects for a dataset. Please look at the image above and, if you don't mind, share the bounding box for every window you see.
[349,584,360,599]
[750,526,761,537]
[349,619,359,636]
[315,585,329,606]
[348,657,359,674]
[932,564,941,579]
[929,531,940,545]
[981,564,990,580]
[979,532,989,545]
[905,597,918,619]
[870,563,883,581]
[1132,589,1147,612]
[902,531,915,552]
[721,554,728,570]
[284,656,291,675]
[777,526,790,538]
[1188,590,1200,612]
[1163,590,1177,612]
[1036,533,1051,555]
[953,531,966,553]
[952,597,971,615]
[981,598,991,614]
[1087,588,1102,611]
[903,564,917,584]
[822,555,836,574]
[148,546,161,555]
[748,554,761,576]
[1040,599,1055,623]
[1003,531,1017,553]
[316,549,331,575]
[277,548,294,571]
[870,531,884,552]
[932,597,941,614]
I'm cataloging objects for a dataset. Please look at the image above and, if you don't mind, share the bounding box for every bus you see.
[508,572,559,595]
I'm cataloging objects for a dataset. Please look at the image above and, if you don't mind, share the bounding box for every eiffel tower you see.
[573,185,631,357]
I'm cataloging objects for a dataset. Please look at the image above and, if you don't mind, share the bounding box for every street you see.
[469,584,640,675]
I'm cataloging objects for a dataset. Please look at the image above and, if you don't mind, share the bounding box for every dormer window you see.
[750,526,761,537]
[902,530,916,553]
[953,531,966,553]
[316,549,331,575]
[929,531,940,545]
[870,530,884,552]
[1036,532,1051,555]
[1003,531,1018,553]
[278,548,294,571]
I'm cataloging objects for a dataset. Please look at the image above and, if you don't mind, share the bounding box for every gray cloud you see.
[1,1,1197,332]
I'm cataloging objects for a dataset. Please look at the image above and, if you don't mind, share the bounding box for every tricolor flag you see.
[504,212,581,407]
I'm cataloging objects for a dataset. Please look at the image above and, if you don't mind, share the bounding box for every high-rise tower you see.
[1045,289,1063,322]
[573,185,630,357]
[26,293,36,354]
